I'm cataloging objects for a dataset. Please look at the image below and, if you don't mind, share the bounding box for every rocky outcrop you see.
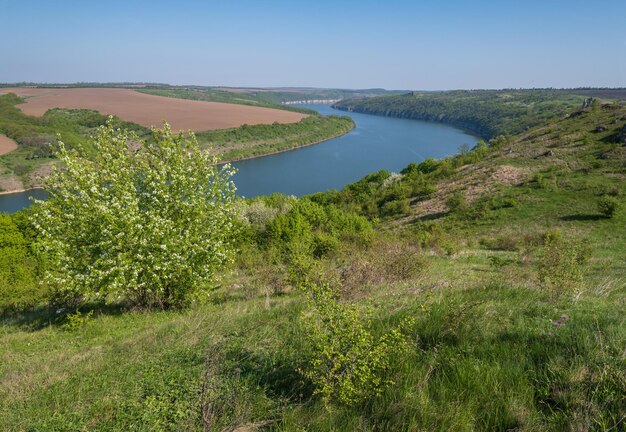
[581,97,595,109]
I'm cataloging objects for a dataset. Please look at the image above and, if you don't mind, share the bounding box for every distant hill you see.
[333,89,591,139]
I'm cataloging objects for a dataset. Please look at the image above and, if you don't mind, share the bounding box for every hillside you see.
[1,98,625,431]
[333,89,587,139]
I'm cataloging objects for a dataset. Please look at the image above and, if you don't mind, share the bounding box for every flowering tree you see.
[32,119,238,308]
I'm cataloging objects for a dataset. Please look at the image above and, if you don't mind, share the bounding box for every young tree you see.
[31,119,238,308]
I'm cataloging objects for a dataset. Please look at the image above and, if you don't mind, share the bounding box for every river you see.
[0,104,477,213]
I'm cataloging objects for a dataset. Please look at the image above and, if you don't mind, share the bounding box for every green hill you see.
[333,89,589,139]
[1,96,624,431]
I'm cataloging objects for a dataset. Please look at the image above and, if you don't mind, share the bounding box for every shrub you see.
[380,199,410,217]
[31,120,238,308]
[0,214,46,310]
[597,195,620,218]
[61,309,94,331]
[292,258,414,407]
[446,191,468,213]
[538,230,591,298]
[241,199,279,229]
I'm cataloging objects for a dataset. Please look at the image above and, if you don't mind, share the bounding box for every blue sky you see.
[1,0,624,89]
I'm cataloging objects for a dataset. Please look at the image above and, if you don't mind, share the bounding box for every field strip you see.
[0,134,18,155]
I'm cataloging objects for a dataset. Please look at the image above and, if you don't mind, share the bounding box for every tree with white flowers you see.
[32,119,238,308]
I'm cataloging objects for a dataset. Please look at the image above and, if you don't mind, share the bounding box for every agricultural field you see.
[0,134,17,155]
[0,87,307,132]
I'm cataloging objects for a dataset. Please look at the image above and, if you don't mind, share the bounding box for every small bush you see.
[61,309,94,331]
[446,192,468,213]
[380,199,410,217]
[292,258,414,407]
[597,195,621,218]
[31,120,238,308]
[538,230,591,298]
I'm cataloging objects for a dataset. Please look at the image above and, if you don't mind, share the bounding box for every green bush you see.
[597,195,621,218]
[0,214,47,310]
[538,230,591,298]
[292,258,414,407]
[445,192,468,213]
[30,120,238,308]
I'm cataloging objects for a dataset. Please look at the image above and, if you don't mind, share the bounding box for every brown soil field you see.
[0,134,18,155]
[0,88,307,132]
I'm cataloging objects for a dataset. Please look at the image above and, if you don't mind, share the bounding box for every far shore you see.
[219,122,355,164]
[0,187,44,196]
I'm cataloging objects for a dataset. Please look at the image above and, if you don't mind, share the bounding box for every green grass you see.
[196,115,355,161]
[1,268,623,431]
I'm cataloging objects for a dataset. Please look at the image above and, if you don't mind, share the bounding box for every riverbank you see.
[0,91,352,194]
[219,121,355,164]
[196,114,355,162]
[0,187,45,196]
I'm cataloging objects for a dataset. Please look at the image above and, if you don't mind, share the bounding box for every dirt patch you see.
[409,165,529,220]
[27,162,56,188]
[0,88,307,132]
[0,134,18,155]
[490,165,528,186]
[0,175,24,193]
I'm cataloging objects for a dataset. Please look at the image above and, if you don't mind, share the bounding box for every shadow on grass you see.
[560,214,604,221]
[224,345,313,403]
[408,211,447,223]
[0,302,129,331]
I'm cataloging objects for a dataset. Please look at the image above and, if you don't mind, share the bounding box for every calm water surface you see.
[231,104,476,197]
[0,104,476,213]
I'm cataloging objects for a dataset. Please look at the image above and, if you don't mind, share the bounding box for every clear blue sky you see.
[1,0,624,89]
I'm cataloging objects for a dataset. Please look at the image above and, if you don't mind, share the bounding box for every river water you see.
[0,104,476,213]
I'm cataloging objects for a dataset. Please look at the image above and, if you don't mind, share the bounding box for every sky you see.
[1,0,624,90]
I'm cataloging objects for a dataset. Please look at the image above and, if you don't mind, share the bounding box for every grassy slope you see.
[1,101,625,431]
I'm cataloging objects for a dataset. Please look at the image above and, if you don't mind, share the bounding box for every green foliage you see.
[195,115,354,161]
[445,192,468,213]
[597,195,621,218]
[61,309,94,331]
[0,213,46,310]
[30,120,238,308]
[488,135,510,149]
[334,90,585,138]
[264,198,373,258]
[538,230,591,298]
[292,259,414,407]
